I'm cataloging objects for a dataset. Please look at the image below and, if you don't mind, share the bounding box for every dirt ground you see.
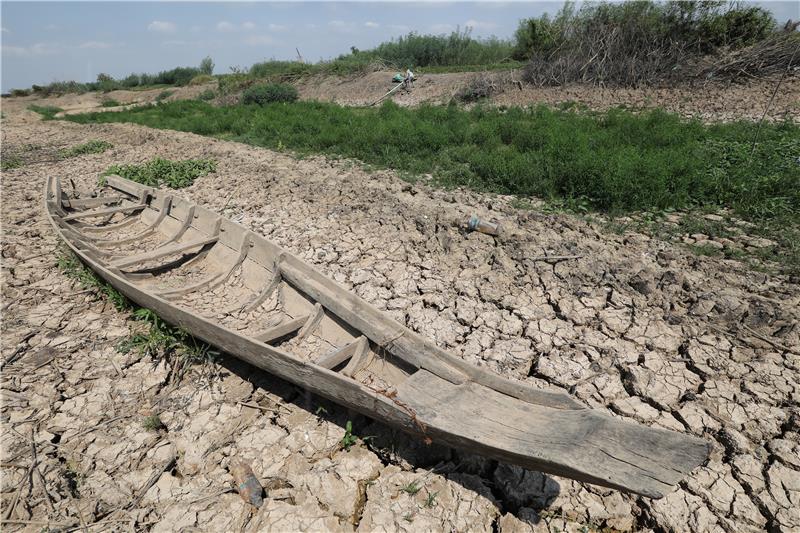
[1,91,799,533]
[295,70,800,122]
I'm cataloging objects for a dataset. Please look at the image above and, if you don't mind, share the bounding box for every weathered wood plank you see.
[87,196,173,245]
[62,203,146,221]
[252,315,308,344]
[62,195,124,209]
[296,303,324,342]
[341,336,370,377]
[316,336,367,370]
[111,236,219,269]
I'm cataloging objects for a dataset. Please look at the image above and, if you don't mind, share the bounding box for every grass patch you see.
[57,251,130,311]
[59,140,113,159]
[100,98,121,107]
[28,104,63,120]
[142,414,166,432]
[400,481,422,495]
[103,157,216,188]
[1,154,23,171]
[156,90,174,102]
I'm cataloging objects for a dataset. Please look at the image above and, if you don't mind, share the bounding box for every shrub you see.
[10,88,31,97]
[197,89,216,101]
[241,83,298,105]
[103,157,217,188]
[199,56,215,75]
[156,90,174,102]
[189,74,214,86]
[101,98,121,107]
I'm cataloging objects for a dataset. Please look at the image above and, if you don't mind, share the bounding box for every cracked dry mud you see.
[2,98,799,532]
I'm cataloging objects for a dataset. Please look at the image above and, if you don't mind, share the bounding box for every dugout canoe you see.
[44,174,710,498]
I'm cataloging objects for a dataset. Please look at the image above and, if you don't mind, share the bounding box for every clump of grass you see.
[103,157,216,188]
[59,140,113,159]
[27,104,63,120]
[142,414,166,432]
[155,90,174,102]
[57,251,130,311]
[341,420,358,450]
[197,89,216,101]
[100,98,121,107]
[400,481,422,495]
[241,83,298,105]
[424,490,439,508]
[1,154,23,171]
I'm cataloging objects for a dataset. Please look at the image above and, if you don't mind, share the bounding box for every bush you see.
[199,56,215,75]
[197,89,216,101]
[156,90,174,102]
[10,88,31,97]
[189,74,215,86]
[101,98,121,107]
[241,83,298,105]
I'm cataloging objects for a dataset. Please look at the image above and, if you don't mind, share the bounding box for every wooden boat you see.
[44,175,710,498]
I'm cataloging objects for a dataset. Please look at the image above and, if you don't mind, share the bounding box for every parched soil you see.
[1,97,799,532]
[295,70,800,122]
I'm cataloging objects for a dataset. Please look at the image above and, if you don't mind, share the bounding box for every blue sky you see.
[2,2,798,92]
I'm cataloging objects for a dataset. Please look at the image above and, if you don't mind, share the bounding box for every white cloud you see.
[364,21,380,29]
[1,42,60,56]
[78,41,116,49]
[464,19,498,31]
[244,35,273,46]
[242,21,256,30]
[268,23,288,32]
[148,20,176,33]
[216,21,236,32]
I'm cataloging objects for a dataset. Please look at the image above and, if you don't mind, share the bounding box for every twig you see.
[528,254,583,262]
[741,324,797,354]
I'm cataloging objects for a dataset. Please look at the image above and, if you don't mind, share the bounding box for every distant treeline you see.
[8,0,795,96]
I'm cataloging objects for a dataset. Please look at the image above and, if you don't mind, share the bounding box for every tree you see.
[200,56,214,75]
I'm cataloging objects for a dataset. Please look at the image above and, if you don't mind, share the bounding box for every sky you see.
[1,1,798,92]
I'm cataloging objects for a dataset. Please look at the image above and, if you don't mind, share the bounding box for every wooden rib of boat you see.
[44,175,710,498]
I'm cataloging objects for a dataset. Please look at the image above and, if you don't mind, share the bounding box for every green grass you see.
[59,140,113,159]
[28,104,63,120]
[65,100,799,222]
[103,157,216,188]
[57,251,130,311]
[142,414,166,431]
[1,154,23,171]
[156,90,174,102]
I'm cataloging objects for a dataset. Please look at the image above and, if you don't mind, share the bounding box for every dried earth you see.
[1,93,799,533]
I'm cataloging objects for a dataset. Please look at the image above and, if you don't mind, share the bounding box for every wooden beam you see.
[296,303,324,342]
[62,203,146,221]
[342,336,370,377]
[62,195,124,209]
[252,315,308,344]
[111,236,219,269]
[86,196,173,245]
[316,336,367,370]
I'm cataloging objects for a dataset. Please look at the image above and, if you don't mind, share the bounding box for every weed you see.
[198,89,216,101]
[100,98,121,107]
[400,481,421,495]
[156,90,174,102]
[57,251,130,311]
[241,83,298,105]
[142,414,166,431]
[103,157,216,189]
[341,420,358,450]
[27,104,63,120]
[59,140,113,159]
[424,490,439,507]
[1,154,23,171]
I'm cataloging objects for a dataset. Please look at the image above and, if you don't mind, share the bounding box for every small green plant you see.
[57,251,130,311]
[424,490,438,507]
[341,420,358,450]
[142,414,166,431]
[156,90,174,102]
[241,83,298,106]
[27,104,63,120]
[1,154,23,171]
[103,157,216,189]
[198,88,216,101]
[59,140,113,158]
[101,98,121,107]
[400,480,421,495]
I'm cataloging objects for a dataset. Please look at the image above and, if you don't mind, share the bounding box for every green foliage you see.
[100,98,121,107]
[197,89,216,101]
[10,88,32,97]
[199,56,215,76]
[1,155,23,171]
[189,74,215,86]
[400,481,421,495]
[424,491,439,507]
[142,414,166,431]
[27,104,63,120]
[57,251,130,311]
[103,157,216,188]
[59,140,113,158]
[66,100,800,227]
[241,83,298,105]
[156,90,174,102]
[341,420,358,450]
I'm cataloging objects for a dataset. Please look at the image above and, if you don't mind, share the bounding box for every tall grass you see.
[65,100,799,223]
